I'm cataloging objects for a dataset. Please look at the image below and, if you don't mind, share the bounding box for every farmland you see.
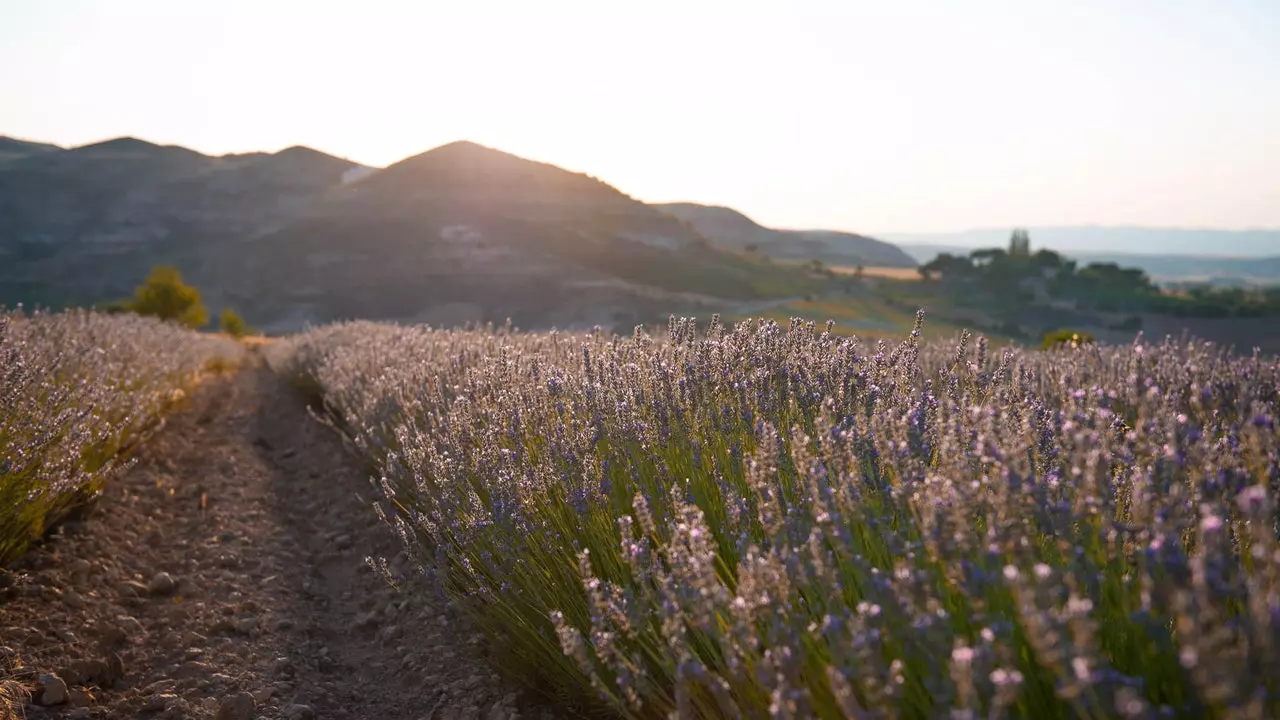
[3,308,1279,718]
[0,309,242,566]
[268,314,1280,718]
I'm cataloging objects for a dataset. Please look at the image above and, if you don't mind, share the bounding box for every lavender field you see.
[0,309,242,566]
[270,315,1280,719]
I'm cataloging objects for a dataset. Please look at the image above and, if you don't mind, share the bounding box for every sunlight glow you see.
[2,0,1277,232]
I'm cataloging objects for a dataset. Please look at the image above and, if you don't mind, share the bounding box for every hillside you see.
[657,202,917,268]
[230,142,822,331]
[0,139,817,332]
[0,135,63,163]
[0,137,368,314]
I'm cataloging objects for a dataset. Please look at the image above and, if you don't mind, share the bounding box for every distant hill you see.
[657,203,917,268]
[902,244,1280,286]
[886,226,1280,259]
[232,142,808,330]
[0,136,369,320]
[0,135,63,163]
[0,139,811,332]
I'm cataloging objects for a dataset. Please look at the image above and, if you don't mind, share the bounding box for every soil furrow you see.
[1,356,536,720]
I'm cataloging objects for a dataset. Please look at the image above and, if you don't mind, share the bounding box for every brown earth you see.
[0,355,558,720]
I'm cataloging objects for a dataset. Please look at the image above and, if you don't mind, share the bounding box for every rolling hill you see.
[0,139,820,332]
[0,137,368,318]
[656,202,917,268]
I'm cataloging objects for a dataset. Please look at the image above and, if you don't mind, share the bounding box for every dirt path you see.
[1,357,544,720]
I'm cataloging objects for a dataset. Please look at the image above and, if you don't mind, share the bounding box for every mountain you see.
[902,244,1280,287]
[1,139,808,332]
[656,203,916,268]
[0,136,63,163]
[0,137,370,315]
[227,142,816,331]
[885,227,1280,258]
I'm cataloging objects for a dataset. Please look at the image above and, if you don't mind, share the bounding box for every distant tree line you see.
[919,229,1280,318]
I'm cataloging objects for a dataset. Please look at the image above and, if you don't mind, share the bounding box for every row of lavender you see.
[272,316,1280,719]
[1,309,242,566]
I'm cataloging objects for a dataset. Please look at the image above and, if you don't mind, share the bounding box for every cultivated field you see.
[0,309,242,566]
[266,314,1280,718]
[5,308,1280,718]
[830,265,925,280]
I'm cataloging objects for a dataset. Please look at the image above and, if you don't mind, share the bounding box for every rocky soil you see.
[0,357,557,719]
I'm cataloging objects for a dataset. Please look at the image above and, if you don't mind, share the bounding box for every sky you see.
[2,0,1278,235]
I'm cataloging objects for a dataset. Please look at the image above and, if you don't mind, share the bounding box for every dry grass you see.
[828,264,924,280]
[0,653,29,720]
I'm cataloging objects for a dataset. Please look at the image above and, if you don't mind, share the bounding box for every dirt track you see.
[0,356,543,719]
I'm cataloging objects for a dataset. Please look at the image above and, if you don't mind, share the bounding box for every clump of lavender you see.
[276,316,1280,718]
[1,308,242,566]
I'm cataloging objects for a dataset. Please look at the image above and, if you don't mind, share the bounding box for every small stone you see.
[354,611,378,630]
[118,580,149,597]
[148,572,177,596]
[56,664,84,686]
[273,618,294,631]
[253,686,274,704]
[69,709,92,720]
[176,660,208,678]
[333,534,352,550]
[216,691,255,720]
[103,651,126,687]
[272,656,295,677]
[145,693,175,712]
[62,588,84,609]
[36,673,69,706]
[69,658,106,685]
[287,704,316,720]
[234,617,259,635]
[67,687,91,708]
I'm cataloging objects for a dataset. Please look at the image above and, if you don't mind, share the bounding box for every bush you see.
[273,316,1280,718]
[1041,327,1095,349]
[218,308,251,339]
[130,266,208,329]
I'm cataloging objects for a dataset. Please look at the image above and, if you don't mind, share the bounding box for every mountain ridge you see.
[0,138,816,332]
[656,202,916,268]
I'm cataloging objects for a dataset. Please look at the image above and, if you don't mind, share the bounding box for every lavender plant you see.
[274,315,1280,719]
[1,308,242,566]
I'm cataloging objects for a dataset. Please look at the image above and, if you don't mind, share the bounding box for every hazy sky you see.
[2,0,1278,234]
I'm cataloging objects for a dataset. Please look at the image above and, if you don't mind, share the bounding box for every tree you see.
[218,308,251,338]
[1009,228,1031,257]
[854,264,865,279]
[130,266,208,329]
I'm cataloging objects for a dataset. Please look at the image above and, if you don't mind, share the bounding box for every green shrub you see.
[218,308,251,338]
[1041,328,1096,349]
[130,266,208,329]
